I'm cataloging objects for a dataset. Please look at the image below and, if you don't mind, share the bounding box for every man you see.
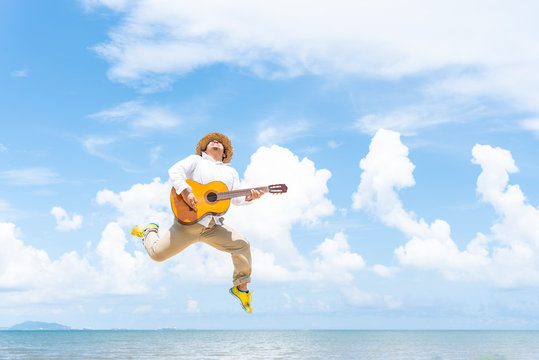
[131,132,264,313]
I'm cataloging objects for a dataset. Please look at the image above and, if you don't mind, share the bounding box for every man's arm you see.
[169,155,200,210]
[169,155,198,195]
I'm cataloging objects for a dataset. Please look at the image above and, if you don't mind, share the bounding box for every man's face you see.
[206,139,223,151]
[204,139,225,160]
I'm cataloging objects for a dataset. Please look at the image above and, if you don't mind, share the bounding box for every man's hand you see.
[181,189,198,211]
[245,189,264,201]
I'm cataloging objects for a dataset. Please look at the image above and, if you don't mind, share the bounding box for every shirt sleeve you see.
[169,155,199,195]
[230,168,251,206]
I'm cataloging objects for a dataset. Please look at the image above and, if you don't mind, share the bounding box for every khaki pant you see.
[143,219,251,286]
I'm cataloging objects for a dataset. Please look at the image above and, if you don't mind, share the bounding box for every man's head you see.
[196,132,233,163]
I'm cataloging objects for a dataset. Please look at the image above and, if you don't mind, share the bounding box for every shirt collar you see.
[202,151,226,165]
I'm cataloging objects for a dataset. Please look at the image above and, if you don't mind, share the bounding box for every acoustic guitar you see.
[171,179,288,225]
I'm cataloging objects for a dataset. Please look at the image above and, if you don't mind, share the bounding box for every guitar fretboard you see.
[216,186,269,200]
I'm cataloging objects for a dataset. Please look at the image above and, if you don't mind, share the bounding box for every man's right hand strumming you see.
[181,189,198,211]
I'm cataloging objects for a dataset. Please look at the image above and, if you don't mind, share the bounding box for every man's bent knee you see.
[148,249,172,262]
[237,239,250,252]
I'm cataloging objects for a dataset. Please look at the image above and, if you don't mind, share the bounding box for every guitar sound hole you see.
[207,192,218,203]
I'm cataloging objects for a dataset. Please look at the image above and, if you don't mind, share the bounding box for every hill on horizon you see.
[7,321,71,331]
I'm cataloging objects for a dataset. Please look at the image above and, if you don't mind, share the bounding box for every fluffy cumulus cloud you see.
[353,129,539,287]
[51,206,83,231]
[0,219,160,304]
[86,0,539,123]
[169,244,232,285]
[0,222,94,302]
[96,177,172,228]
[0,177,171,303]
[95,222,159,294]
[225,145,335,268]
[311,232,365,284]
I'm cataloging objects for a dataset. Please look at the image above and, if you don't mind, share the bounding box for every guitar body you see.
[170,180,231,225]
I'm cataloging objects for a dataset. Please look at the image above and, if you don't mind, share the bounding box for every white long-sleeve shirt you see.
[168,152,248,226]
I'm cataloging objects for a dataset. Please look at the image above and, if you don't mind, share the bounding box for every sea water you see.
[1,330,538,359]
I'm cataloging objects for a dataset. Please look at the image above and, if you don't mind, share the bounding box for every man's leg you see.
[199,223,252,286]
[143,220,204,262]
[199,222,253,313]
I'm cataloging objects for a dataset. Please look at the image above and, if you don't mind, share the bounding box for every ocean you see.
[1,330,538,359]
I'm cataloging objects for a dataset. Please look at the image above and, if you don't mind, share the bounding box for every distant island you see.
[3,321,71,331]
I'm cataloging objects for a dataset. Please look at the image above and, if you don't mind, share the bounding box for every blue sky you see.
[2,0,539,330]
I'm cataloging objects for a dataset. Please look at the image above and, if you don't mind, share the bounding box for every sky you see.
[1,0,539,330]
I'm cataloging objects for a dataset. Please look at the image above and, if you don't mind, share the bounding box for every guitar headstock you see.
[268,184,288,194]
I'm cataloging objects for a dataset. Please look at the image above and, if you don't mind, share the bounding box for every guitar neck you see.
[216,186,269,200]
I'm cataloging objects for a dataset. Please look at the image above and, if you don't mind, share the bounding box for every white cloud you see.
[0,143,7,152]
[83,136,116,155]
[89,100,181,130]
[353,129,539,287]
[80,0,129,12]
[226,145,335,261]
[96,177,171,228]
[169,244,231,285]
[87,0,539,126]
[0,177,173,302]
[0,219,161,304]
[225,146,370,286]
[82,136,134,171]
[83,102,180,168]
[0,221,96,302]
[352,129,416,228]
[51,206,83,231]
[312,232,365,284]
[371,264,399,278]
[96,222,160,294]
[0,167,61,186]
[91,0,531,81]
[251,248,291,283]
[257,120,310,146]
[354,104,459,136]
[520,118,539,137]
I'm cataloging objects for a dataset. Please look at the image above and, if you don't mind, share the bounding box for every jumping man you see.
[131,132,264,312]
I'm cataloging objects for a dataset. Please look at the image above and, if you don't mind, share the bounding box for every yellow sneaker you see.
[130,223,159,237]
[229,286,252,313]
